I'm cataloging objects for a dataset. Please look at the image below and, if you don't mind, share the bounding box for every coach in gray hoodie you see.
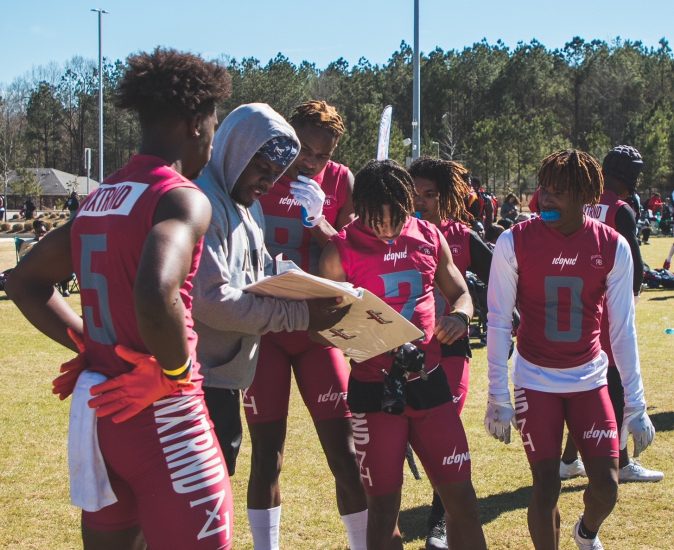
[192,103,347,474]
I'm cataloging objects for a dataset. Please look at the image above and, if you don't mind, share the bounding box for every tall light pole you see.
[412,0,420,160]
[91,8,108,183]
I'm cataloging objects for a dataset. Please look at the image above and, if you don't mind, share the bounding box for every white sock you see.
[341,509,368,550]
[248,506,281,550]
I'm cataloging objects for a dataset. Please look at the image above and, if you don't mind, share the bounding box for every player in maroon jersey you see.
[485,150,655,550]
[560,145,662,483]
[320,160,486,550]
[246,100,367,549]
[7,49,234,549]
[409,157,493,550]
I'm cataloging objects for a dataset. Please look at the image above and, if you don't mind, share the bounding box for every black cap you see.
[602,145,644,190]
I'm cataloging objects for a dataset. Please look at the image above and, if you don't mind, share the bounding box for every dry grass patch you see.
[0,237,672,549]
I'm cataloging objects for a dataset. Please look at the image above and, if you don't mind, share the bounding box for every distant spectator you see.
[646,192,663,215]
[497,217,513,230]
[639,218,652,245]
[465,176,498,228]
[485,223,504,246]
[64,191,80,220]
[474,220,485,240]
[500,193,519,221]
[0,195,5,220]
[18,220,48,260]
[23,198,36,220]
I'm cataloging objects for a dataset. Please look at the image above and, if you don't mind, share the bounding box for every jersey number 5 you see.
[80,234,117,345]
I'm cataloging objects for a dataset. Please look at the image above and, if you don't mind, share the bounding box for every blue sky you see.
[1,0,673,86]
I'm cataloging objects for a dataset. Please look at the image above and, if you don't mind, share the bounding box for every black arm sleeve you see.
[615,205,644,294]
[468,231,493,283]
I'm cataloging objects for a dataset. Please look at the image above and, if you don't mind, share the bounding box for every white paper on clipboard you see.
[242,260,362,306]
[316,288,424,362]
[243,256,424,362]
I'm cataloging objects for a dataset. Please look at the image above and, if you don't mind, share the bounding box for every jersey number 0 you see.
[544,275,583,343]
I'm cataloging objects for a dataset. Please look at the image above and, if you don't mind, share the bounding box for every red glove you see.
[88,345,193,423]
[664,260,671,270]
[52,328,86,400]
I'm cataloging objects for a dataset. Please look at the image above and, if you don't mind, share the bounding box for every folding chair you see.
[14,236,30,263]
[63,274,80,295]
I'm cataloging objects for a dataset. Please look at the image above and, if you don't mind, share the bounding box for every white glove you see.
[484,393,517,444]
[290,175,325,227]
[620,405,655,457]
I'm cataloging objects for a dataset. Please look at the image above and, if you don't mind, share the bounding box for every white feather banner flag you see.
[376,105,393,161]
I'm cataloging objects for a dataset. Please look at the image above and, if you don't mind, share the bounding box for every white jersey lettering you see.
[583,423,618,447]
[442,447,471,470]
[190,490,231,541]
[79,182,148,217]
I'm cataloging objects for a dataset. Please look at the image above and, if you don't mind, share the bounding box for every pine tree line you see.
[2,37,673,201]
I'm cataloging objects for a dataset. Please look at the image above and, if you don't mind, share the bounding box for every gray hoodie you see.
[192,103,309,389]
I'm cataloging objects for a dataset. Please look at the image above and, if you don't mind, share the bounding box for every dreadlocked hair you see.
[353,160,414,231]
[289,100,345,138]
[538,149,603,206]
[116,47,232,125]
[409,156,474,224]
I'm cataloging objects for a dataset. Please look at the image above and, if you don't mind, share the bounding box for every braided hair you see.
[353,160,414,230]
[408,157,474,224]
[289,100,345,138]
[538,150,603,206]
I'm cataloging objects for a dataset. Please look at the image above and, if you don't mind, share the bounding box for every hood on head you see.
[204,103,300,194]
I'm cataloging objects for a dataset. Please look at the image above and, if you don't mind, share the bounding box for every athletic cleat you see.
[425,517,448,550]
[560,458,586,479]
[573,518,604,550]
[619,459,664,482]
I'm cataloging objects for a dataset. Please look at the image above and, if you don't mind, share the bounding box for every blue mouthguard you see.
[540,210,561,222]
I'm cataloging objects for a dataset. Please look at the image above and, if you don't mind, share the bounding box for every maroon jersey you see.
[439,220,472,276]
[332,217,442,381]
[583,190,628,228]
[583,190,629,365]
[72,155,203,385]
[512,217,618,369]
[436,219,472,315]
[260,160,350,273]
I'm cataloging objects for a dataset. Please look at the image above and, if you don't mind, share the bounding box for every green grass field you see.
[0,236,672,549]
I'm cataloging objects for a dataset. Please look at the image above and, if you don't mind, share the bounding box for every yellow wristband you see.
[162,357,192,380]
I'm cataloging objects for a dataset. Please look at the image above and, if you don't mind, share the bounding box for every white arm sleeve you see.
[486,231,518,395]
[607,235,645,409]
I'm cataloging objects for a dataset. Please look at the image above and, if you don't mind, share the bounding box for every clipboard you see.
[243,259,424,362]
